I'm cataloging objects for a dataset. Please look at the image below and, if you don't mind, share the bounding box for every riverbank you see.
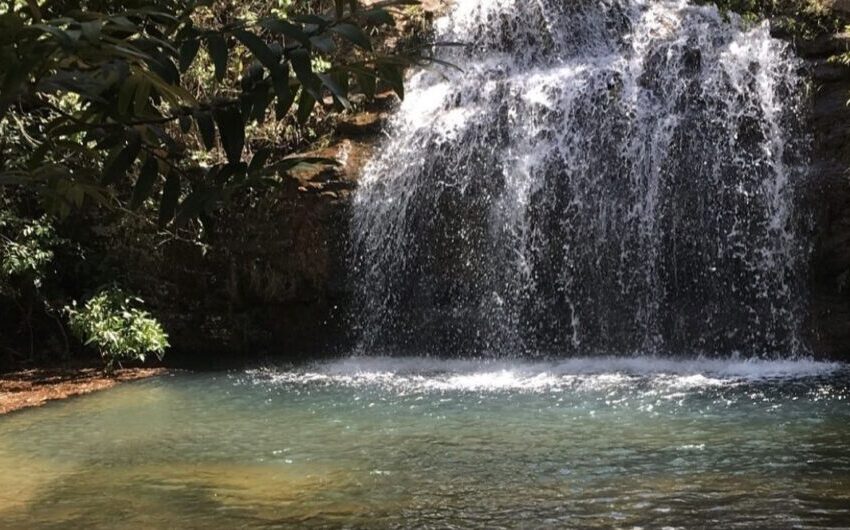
[0,367,167,415]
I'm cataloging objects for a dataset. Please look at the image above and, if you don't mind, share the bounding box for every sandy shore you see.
[0,367,167,415]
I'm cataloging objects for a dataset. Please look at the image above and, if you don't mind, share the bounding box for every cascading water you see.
[350,0,811,357]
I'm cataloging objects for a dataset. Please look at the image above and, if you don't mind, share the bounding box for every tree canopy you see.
[0,0,433,368]
[0,0,425,228]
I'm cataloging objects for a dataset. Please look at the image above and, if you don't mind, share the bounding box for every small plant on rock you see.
[66,287,169,372]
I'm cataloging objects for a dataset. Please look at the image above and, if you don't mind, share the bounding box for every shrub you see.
[0,211,61,289]
[66,287,169,371]
[0,208,75,360]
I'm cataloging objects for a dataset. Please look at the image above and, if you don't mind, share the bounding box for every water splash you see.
[351,0,810,357]
[247,356,841,393]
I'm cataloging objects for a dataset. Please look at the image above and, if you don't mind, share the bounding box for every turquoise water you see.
[1,357,850,528]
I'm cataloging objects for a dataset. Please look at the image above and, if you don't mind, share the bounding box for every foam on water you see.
[248,357,843,393]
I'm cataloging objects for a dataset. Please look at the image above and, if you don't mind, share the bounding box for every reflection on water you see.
[1,357,850,528]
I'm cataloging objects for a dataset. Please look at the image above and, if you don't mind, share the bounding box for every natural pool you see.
[1,357,849,528]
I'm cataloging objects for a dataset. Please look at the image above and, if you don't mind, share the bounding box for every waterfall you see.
[350,0,811,357]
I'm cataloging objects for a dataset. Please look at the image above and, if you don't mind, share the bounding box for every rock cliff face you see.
[799,30,850,357]
[148,106,390,365]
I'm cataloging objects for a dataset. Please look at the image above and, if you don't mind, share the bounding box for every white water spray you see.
[351,0,810,357]
[249,356,841,393]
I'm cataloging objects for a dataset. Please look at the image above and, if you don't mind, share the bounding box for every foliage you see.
[0,0,431,369]
[0,203,74,363]
[0,210,63,289]
[0,0,427,229]
[66,287,169,370]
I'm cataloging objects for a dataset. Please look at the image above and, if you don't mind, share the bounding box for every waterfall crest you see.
[351,0,810,357]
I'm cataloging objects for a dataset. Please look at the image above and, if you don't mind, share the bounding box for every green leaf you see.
[133,78,152,115]
[363,8,394,26]
[107,16,139,32]
[158,171,180,228]
[179,36,201,72]
[318,72,351,110]
[118,75,140,116]
[239,93,253,123]
[179,114,193,134]
[213,163,245,186]
[296,88,316,124]
[198,211,216,236]
[248,148,272,175]
[102,133,142,185]
[356,71,376,99]
[289,48,321,100]
[80,20,103,42]
[260,18,310,46]
[213,106,245,164]
[241,62,264,91]
[310,34,335,53]
[175,188,208,228]
[250,87,274,123]
[32,24,74,48]
[273,63,294,119]
[195,111,216,151]
[234,30,291,120]
[378,63,404,100]
[276,81,297,120]
[330,23,372,51]
[206,33,228,82]
[294,14,331,27]
[131,155,158,209]
[146,49,180,85]
[233,29,279,72]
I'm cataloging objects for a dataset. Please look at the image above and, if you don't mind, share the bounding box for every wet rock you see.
[812,60,850,82]
[336,111,387,136]
[681,47,701,76]
[805,27,850,358]
[823,0,850,16]
[796,32,850,59]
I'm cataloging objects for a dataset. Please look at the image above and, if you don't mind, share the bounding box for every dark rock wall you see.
[157,188,355,366]
[799,32,850,358]
[101,112,384,366]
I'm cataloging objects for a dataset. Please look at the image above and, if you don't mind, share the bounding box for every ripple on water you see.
[1,357,848,528]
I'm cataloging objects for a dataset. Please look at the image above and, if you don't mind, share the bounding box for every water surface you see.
[1,357,849,528]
